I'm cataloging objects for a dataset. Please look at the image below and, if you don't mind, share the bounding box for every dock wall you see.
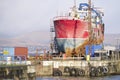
[35,60,120,77]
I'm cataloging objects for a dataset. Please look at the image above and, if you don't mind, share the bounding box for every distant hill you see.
[0,32,120,47]
[0,31,50,47]
[104,34,120,46]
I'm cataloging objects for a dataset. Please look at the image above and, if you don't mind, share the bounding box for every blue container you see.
[86,44,103,57]
[3,47,15,60]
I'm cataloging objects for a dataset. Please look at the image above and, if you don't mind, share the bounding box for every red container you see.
[15,47,28,58]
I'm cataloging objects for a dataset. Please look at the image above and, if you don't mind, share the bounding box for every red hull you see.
[54,19,89,38]
[53,19,104,55]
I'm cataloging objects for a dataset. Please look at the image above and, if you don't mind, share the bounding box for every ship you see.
[52,1,104,57]
[30,1,120,77]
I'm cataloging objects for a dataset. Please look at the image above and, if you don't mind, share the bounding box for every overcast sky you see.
[0,0,120,38]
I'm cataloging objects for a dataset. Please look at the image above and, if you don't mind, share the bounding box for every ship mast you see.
[88,0,92,61]
[73,0,77,16]
[74,0,76,8]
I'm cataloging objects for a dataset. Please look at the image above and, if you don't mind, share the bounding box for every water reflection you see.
[36,75,120,80]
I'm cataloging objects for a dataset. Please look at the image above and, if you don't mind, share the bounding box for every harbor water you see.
[36,75,120,80]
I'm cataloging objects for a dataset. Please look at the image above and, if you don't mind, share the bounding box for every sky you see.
[0,0,120,38]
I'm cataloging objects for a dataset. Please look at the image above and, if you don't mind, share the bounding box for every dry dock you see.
[35,60,120,77]
[35,50,120,77]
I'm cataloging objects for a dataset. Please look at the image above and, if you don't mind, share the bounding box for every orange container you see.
[15,47,28,58]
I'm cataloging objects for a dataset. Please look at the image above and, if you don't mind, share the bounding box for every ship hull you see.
[55,38,85,52]
[54,19,104,56]
[54,19,88,55]
[54,19,88,38]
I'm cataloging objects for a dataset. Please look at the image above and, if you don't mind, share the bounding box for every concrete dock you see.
[0,60,36,80]
[35,60,120,77]
[34,50,120,77]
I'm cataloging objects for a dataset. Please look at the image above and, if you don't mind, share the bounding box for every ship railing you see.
[53,15,87,21]
[52,57,85,60]
[52,56,120,61]
[0,60,31,66]
[53,16,77,20]
[52,57,101,61]
[77,10,89,13]
[0,55,32,66]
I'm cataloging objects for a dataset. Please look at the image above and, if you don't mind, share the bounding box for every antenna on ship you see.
[72,0,77,18]
[74,0,76,8]
[50,19,54,54]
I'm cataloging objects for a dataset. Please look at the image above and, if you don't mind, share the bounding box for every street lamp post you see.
[116,38,120,49]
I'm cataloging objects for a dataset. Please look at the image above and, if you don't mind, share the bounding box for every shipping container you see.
[86,45,103,57]
[3,47,15,60]
[15,47,28,60]
[3,47,14,56]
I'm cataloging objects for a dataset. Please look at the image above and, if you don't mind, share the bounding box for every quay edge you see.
[35,56,120,77]
[0,61,36,80]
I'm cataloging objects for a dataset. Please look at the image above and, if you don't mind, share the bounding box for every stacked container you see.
[1,47,28,61]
